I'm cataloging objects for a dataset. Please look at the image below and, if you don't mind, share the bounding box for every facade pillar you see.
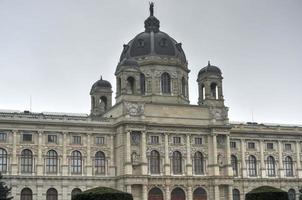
[62,132,68,175]
[212,134,219,176]
[124,130,132,175]
[278,140,284,178]
[126,185,132,193]
[164,133,170,175]
[142,185,148,200]
[109,135,115,176]
[228,185,233,200]
[11,130,18,175]
[187,186,193,200]
[240,139,247,177]
[226,134,233,176]
[141,131,148,175]
[214,185,220,200]
[296,141,302,177]
[186,134,192,176]
[86,133,92,176]
[259,140,266,178]
[36,131,43,175]
[165,185,170,200]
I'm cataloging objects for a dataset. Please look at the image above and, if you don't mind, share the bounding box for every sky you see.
[0,0,301,124]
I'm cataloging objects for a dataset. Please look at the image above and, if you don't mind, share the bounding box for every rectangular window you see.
[96,137,105,145]
[267,143,274,150]
[248,142,255,149]
[230,141,236,148]
[150,136,159,144]
[195,137,202,145]
[23,133,32,142]
[285,144,292,151]
[0,132,7,141]
[48,135,57,143]
[173,137,181,144]
[72,136,81,144]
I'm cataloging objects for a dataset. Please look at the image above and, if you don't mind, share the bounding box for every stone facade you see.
[0,4,301,200]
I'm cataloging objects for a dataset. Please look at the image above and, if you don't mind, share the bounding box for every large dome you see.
[118,5,187,69]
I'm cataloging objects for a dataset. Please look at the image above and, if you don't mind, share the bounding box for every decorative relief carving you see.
[124,102,144,116]
[209,107,228,120]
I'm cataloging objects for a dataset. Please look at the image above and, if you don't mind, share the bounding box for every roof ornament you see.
[149,2,154,16]
[100,75,102,80]
[208,60,211,66]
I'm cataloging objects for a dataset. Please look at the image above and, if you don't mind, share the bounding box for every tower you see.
[197,61,224,107]
[90,77,113,117]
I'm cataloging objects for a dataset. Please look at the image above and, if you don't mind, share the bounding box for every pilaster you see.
[62,132,68,175]
[142,185,147,200]
[214,185,220,200]
[109,135,115,176]
[187,186,192,200]
[141,131,148,175]
[11,130,18,175]
[225,134,233,176]
[164,133,170,175]
[228,185,233,200]
[278,140,284,178]
[36,131,43,175]
[186,134,192,176]
[259,140,266,178]
[296,141,301,177]
[240,139,247,177]
[86,133,92,176]
[165,185,170,200]
[124,130,132,175]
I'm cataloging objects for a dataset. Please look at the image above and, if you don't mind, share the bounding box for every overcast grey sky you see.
[0,0,301,124]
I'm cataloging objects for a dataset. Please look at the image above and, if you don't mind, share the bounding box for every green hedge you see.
[245,186,289,200]
[73,187,133,200]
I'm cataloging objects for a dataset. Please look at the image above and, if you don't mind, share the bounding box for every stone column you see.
[278,140,284,178]
[164,133,170,175]
[259,140,266,178]
[186,134,193,176]
[187,186,193,200]
[11,130,18,175]
[165,186,170,200]
[62,132,68,175]
[141,131,148,175]
[142,185,148,200]
[228,185,233,200]
[109,135,115,176]
[226,134,233,176]
[126,185,132,193]
[240,139,247,177]
[212,134,219,176]
[296,142,301,177]
[214,185,220,200]
[36,131,43,175]
[124,130,132,175]
[86,133,92,176]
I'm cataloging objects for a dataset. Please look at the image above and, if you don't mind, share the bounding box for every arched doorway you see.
[171,187,185,200]
[193,187,207,200]
[148,187,163,200]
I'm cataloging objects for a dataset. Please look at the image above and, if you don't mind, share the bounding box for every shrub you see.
[73,187,133,200]
[245,186,289,200]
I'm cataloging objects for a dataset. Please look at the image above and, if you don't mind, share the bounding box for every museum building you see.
[0,4,302,200]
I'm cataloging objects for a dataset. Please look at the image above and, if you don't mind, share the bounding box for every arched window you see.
[194,152,204,175]
[201,84,205,100]
[150,150,160,174]
[71,188,82,200]
[161,72,171,94]
[46,150,58,173]
[171,187,185,200]
[288,189,296,200]
[267,156,276,176]
[140,73,146,95]
[99,96,107,111]
[233,189,240,200]
[172,151,182,174]
[21,149,33,173]
[181,77,186,96]
[231,155,238,177]
[20,188,32,200]
[95,151,106,175]
[148,187,163,200]
[71,151,82,174]
[210,83,218,99]
[285,156,294,177]
[193,187,207,200]
[126,76,135,94]
[46,188,58,200]
[247,155,257,177]
[0,148,7,173]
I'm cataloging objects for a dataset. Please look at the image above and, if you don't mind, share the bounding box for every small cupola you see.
[90,76,113,117]
[197,61,224,107]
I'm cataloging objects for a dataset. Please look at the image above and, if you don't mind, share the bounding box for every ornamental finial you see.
[208,60,211,66]
[149,2,154,16]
